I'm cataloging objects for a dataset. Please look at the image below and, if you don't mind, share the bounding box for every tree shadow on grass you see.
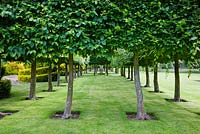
[23,97,44,100]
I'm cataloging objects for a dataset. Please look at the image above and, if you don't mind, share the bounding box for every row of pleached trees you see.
[0,0,199,120]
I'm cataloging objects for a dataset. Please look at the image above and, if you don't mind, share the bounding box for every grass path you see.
[0,72,200,134]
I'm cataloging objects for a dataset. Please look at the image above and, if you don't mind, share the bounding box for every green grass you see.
[0,72,200,134]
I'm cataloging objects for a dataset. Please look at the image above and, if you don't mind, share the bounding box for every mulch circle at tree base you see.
[165,98,188,102]
[0,110,19,119]
[126,112,158,120]
[52,111,80,119]
[148,91,164,93]
[24,97,44,100]
[42,90,56,92]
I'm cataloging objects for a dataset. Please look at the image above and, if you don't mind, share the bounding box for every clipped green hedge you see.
[0,80,11,99]
[18,72,57,82]
[18,67,49,75]
[4,62,25,75]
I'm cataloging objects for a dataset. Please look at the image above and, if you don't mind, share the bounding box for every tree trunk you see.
[85,65,88,74]
[121,67,123,76]
[174,56,180,102]
[153,63,160,92]
[115,67,119,74]
[96,65,98,74]
[127,66,130,79]
[74,65,77,79]
[56,61,61,86]
[144,65,150,87]
[131,65,133,81]
[89,66,92,72]
[123,66,126,78]
[48,63,53,92]
[0,58,2,80]
[110,67,113,72]
[29,58,36,100]
[62,53,73,119]
[65,62,68,83]
[80,66,82,76]
[154,63,159,92]
[77,65,80,77]
[93,65,96,76]
[134,52,149,120]
[106,64,108,76]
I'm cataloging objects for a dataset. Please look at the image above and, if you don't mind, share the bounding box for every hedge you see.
[18,67,58,82]
[4,62,24,75]
[18,72,57,82]
[0,80,11,99]
[18,67,49,75]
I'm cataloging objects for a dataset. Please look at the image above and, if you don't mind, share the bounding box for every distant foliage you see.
[0,80,11,99]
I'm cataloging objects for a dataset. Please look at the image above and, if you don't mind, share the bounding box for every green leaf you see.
[76,30,82,38]
[102,40,106,45]
[190,37,198,41]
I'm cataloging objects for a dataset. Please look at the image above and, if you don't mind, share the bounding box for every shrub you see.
[4,62,25,75]
[0,80,11,99]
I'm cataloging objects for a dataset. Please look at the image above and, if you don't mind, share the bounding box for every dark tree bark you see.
[127,66,130,79]
[0,58,2,80]
[144,65,150,87]
[115,67,119,74]
[80,66,83,76]
[121,67,123,76]
[48,63,53,92]
[154,63,159,92]
[56,61,61,87]
[85,65,88,74]
[123,66,126,78]
[29,58,36,100]
[74,65,77,79]
[110,67,113,72]
[77,65,80,77]
[174,55,180,102]
[106,64,108,76]
[131,65,133,81]
[134,53,149,120]
[65,62,68,83]
[89,66,92,72]
[62,53,74,119]
[93,65,96,76]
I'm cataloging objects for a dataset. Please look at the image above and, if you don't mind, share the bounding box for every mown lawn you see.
[0,72,200,134]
